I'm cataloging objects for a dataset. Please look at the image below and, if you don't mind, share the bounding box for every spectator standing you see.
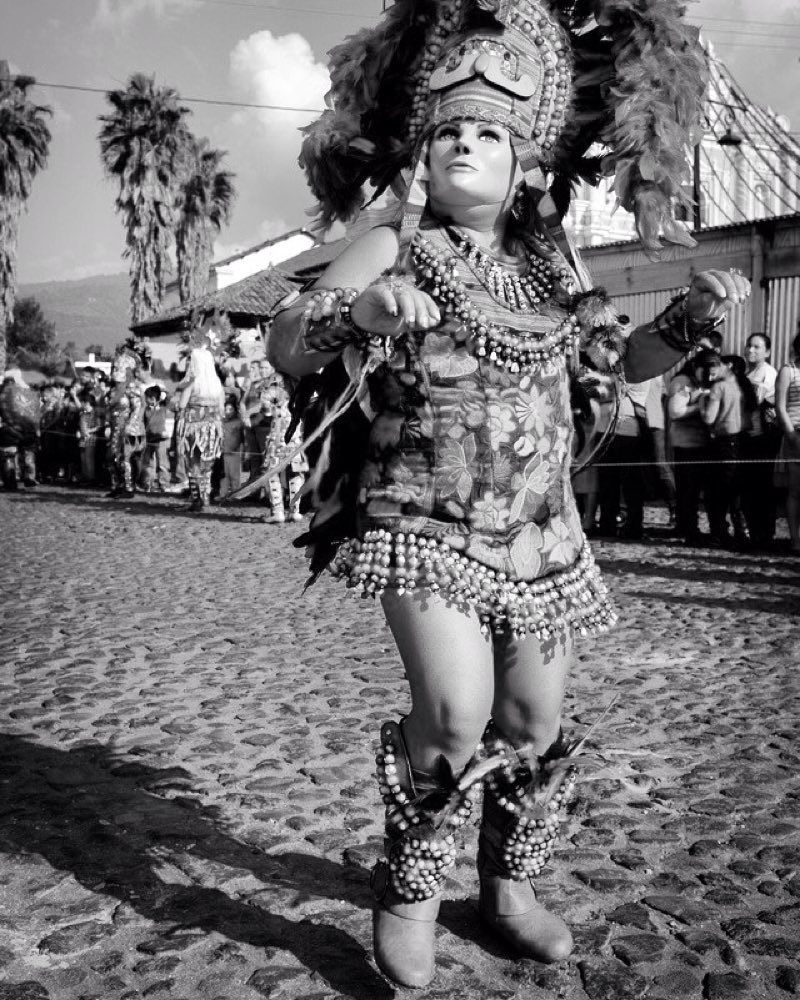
[242,360,270,481]
[597,383,646,539]
[742,333,779,547]
[219,396,245,499]
[642,375,676,528]
[667,354,710,545]
[698,353,749,548]
[775,331,800,554]
[142,387,171,493]
[77,392,102,485]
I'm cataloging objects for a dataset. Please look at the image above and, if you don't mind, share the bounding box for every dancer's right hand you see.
[350,281,441,337]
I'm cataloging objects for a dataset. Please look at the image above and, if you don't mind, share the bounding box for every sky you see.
[5,0,800,285]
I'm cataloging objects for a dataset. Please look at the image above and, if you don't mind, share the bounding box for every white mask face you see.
[428,120,516,212]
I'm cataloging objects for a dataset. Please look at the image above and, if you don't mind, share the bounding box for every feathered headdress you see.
[300,0,708,255]
[179,307,224,358]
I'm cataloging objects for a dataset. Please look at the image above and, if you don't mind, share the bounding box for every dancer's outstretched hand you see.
[687,268,751,324]
[350,280,441,337]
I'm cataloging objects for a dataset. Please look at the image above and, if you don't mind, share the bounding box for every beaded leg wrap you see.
[481,723,577,880]
[187,474,203,509]
[199,460,213,504]
[372,720,481,904]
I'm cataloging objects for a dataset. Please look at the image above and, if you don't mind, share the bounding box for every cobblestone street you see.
[1,486,798,1000]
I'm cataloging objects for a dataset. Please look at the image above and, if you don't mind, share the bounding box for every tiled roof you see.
[278,239,344,278]
[132,266,298,334]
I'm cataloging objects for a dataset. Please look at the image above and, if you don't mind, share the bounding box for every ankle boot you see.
[267,477,286,523]
[477,723,576,963]
[287,473,304,521]
[372,720,492,988]
[187,475,203,511]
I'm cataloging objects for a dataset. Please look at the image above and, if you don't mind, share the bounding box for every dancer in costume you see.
[0,368,40,489]
[175,324,225,511]
[106,343,146,498]
[267,0,750,988]
[259,376,308,523]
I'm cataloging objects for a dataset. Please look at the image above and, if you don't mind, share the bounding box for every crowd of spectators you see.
[2,327,800,551]
[575,329,800,552]
[0,355,296,511]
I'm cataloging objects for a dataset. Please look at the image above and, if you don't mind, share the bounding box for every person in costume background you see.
[258,375,307,523]
[106,343,146,498]
[174,324,225,512]
[0,368,40,490]
[267,0,751,989]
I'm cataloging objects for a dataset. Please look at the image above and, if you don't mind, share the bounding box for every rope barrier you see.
[19,429,800,468]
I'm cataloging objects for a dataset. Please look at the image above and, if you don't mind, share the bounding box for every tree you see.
[0,62,52,374]
[8,295,56,357]
[6,296,68,375]
[176,138,236,304]
[98,73,192,324]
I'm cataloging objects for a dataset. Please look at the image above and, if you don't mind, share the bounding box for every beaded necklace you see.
[444,226,573,314]
[412,232,580,374]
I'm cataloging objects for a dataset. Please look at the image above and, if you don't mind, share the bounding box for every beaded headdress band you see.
[300,0,708,255]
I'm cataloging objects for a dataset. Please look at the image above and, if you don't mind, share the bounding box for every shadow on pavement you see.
[4,488,266,523]
[596,556,800,588]
[0,734,391,1000]
[622,587,800,616]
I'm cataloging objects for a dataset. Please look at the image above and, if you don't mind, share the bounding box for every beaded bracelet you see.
[301,286,366,352]
[654,293,724,353]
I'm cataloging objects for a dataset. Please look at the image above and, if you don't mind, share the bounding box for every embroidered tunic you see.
[328,227,616,638]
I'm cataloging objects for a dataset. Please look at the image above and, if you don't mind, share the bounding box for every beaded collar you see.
[443,226,573,314]
[412,230,580,374]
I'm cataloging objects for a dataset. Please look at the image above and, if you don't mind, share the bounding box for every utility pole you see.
[692,142,702,232]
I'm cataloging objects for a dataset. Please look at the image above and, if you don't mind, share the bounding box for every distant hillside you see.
[18,273,131,355]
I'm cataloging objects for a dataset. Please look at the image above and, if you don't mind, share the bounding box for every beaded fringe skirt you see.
[177,408,222,463]
[330,529,617,639]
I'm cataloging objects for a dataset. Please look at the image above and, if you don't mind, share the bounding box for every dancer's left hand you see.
[686,268,751,324]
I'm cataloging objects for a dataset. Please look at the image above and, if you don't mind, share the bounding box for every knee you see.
[419,698,490,758]
[493,698,561,752]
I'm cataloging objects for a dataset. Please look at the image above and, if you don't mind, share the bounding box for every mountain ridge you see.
[18,272,133,355]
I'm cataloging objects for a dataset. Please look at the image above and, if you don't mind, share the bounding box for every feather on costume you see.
[253,0,709,635]
[302,0,707,256]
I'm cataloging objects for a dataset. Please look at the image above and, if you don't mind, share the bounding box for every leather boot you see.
[371,720,491,988]
[477,723,576,963]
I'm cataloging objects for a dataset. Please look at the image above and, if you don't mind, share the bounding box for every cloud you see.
[229,30,329,114]
[220,31,329,246]
[92,0,194,31]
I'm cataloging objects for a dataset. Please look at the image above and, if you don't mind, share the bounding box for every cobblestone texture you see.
[0,486,798,999]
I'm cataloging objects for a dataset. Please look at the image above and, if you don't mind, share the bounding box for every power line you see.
[187,0,376,18]
[692,15,800,29]
[33,81,324,114]
[702,39,800,51]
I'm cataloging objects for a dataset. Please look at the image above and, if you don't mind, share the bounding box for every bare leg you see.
[478,627,575,963]
[492,628,573,753]
[381,591,495,773]
[374,592,495,987]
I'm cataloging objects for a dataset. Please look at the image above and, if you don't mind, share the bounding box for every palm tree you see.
[98,73,192,323]
[0,62,52,375]
[176,138,236,304]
